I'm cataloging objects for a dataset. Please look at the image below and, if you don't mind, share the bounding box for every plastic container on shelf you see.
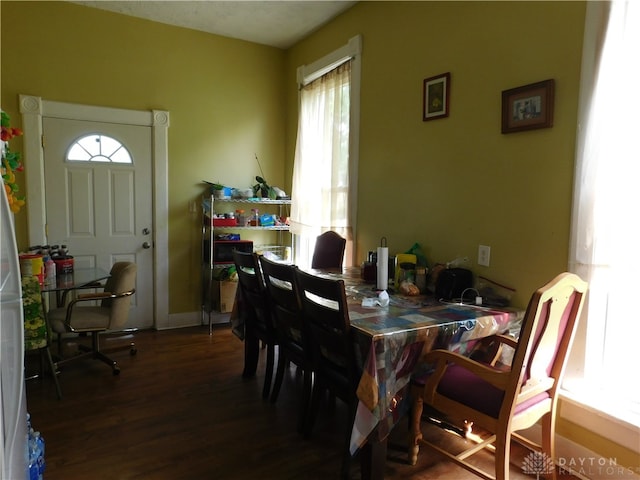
[44,256,56,287]
[236,209,246,226]
[250,208,259,226]
[19,254,45,286]
[259,213,275,227]
[415,267,427,293]
[212,217,237,227]
[53,255,74,275]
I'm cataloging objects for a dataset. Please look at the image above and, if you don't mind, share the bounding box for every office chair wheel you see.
[112,366,121,375]
[130,347,137,356]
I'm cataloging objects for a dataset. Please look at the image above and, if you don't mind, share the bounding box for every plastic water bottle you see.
[44,255,56,287]
[28,430,45,480]
[35,432,45,478]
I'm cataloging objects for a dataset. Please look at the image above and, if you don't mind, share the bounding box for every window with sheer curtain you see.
[566,0,640,427]
[290,61,353,269]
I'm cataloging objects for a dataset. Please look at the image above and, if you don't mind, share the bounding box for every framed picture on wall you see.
[501,79,555,134]
[423,72,450,121]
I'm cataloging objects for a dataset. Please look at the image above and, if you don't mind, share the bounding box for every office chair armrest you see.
[63,289,135,323]
[423,349,511,399]
[76,291,112,300]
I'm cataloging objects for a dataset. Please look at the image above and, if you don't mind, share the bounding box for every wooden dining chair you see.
[294,268,360,479]
[258,256,311,433]
[232,250,278,399]
[311,230,346,269]
[408,272,588,480]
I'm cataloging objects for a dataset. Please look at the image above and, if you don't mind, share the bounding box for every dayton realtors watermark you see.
[557,456,639,478]
[523,452,639,478]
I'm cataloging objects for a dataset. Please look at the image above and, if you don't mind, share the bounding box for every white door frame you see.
[19,94,170,329]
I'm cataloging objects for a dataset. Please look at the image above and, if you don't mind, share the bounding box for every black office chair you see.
[311,231,346,269]
[233,250,278,399]
[294,268,360,479]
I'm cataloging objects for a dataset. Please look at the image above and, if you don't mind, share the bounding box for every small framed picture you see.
[423,72,450,121]
[501,79,555,134]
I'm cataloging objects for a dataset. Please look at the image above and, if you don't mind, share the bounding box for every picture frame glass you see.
[423,73,450,121]
[501,79,554,133]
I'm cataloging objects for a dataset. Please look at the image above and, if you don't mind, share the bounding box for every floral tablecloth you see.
[342,281,524,455]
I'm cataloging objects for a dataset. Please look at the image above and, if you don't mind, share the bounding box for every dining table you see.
[234,266,524,479]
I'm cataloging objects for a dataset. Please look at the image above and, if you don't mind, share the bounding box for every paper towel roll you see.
[376,246,389,290]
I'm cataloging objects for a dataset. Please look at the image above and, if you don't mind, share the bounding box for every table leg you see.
[408,384,423,466]
[360,436,387,480]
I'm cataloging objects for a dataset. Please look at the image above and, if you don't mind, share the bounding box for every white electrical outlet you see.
[478,245,491,267]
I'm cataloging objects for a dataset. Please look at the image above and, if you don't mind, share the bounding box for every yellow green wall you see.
[284,1,638,469]
[1,0,584,319]
[1,1,286,312]
[3,0,635,468]
[286,1,585,308]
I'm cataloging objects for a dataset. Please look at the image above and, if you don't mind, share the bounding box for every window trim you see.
[563,0,640,454]
[295,35,362,267]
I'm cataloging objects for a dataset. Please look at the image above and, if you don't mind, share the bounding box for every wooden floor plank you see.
[25,325,579,479]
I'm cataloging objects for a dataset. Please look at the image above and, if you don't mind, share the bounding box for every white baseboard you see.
[159,311,230,330]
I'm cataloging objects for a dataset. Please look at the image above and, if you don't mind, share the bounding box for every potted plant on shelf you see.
[205,181,228,199]
[252,154,276,199]
[252,175,276,199]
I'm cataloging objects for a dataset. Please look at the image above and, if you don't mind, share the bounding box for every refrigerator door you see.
[0,185,28,479]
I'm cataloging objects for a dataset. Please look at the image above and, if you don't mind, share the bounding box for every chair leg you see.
[242,329,259,378]
[541,411,558,480]
[297,368,312,434]
[43,346,62,399]
[262,344,275,399]
[270,350,287,403]
[408,384,423,465]
[303,378,323,439]
[66,331,136,375]
[494,431,510,480]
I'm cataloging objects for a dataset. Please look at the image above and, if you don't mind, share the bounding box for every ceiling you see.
[72,1,357,49]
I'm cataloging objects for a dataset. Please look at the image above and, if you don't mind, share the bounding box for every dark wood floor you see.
[26,325,579,479]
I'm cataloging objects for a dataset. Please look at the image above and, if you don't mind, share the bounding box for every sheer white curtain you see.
[568,0,640,422]
[290,61,352,269]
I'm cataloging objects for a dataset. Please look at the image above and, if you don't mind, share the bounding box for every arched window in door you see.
[66,134,132,164]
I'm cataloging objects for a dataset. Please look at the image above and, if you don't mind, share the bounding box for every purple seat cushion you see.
[437,364,505,418]
[435,364,550,419]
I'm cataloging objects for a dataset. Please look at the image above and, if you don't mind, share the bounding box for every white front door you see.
[42,117,153,329]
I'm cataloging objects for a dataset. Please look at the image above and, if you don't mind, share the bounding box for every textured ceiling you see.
[73,1,357,49]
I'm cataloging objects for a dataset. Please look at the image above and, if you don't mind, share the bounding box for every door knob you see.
[142,241,151,249]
